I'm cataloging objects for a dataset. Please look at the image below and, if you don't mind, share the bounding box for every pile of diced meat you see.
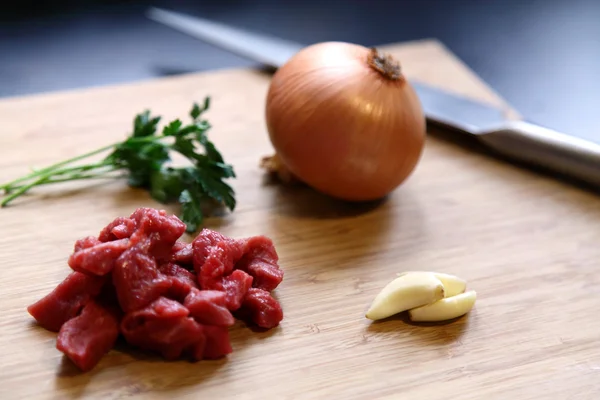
[27,207,284,372]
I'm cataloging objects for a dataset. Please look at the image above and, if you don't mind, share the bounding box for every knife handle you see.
[477,120,600,188]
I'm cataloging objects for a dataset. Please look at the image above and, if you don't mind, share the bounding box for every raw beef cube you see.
[192,229,244,268]
[98,217,137,242]
[170,241,193,267]
[73,236,101,252]
[237,288,284,329]
[201,326,233,359]
[190,334,207,361]
[221,270,253,311]
[235,236,284,291]
[192,229,245,289]
[183,288,235,327]
[126,295,189,319]
[158,263,198,301]
[120,297,205,360]
[196,241,235,290]
[129,208,186,259]
[56,300,120,371]
[27,271,106,332]
[112,247,171,313]
[68,238,130,276]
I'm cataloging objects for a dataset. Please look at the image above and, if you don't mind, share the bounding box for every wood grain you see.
[1,39,599,400]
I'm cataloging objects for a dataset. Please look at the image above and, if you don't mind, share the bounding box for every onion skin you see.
[265,41,426,202]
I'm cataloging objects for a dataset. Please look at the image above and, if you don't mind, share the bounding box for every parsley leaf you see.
[149,167,183,203]
[190,104,202,121]
[163,119,183,136]
[190,97,210,121]
[179,189,204,233]
[133,111,161,137]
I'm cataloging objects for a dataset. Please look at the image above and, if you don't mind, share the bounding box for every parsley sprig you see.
[0,98,236,232]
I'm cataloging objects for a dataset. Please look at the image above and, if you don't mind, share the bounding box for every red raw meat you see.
[184,288,235,327]
[201,325,233,359]
[192,229,243,267]
[56,300,120,371]
[190,334,207,361]
[221,270,253,311]
[170,241,193,266]
[158,263,198,301]
[98,217,137,242]
[237,288,284,329]
[28,208,285,372]
[112,246,171,313]
[73,236,101,252]
[27,271,106,332]
[129,208,186,260]
[235,236,284,291]
[121,297,205,360]
[68,239,130,276]
[196,241,234,290]
[192,229,244,289]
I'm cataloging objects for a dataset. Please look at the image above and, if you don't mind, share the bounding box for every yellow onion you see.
[264,41,426,201]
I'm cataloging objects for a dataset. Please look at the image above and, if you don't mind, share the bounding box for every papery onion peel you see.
[263,41,426,202]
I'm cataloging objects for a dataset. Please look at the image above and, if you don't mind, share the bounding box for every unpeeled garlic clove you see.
[408,290,477,322]
[366,272,445,320]
[397,271,467,297]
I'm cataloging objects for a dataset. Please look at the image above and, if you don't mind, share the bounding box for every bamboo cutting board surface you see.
[1,39,599,400]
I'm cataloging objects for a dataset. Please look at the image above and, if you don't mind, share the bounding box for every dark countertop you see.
[2,0,600,141]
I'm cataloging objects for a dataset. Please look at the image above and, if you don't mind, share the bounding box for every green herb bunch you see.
[0,98,236,232]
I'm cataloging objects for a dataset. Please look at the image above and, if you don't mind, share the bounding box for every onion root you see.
[259,153,300,184]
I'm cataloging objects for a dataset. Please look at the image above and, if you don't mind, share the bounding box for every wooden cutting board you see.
[1,39,599,400]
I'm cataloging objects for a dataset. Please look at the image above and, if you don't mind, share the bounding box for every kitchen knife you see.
[147,7,600,190]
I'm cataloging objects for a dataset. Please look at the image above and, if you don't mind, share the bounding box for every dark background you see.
[2,0,599,141]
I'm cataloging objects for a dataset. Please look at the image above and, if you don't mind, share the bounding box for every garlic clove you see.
[397,271,467,297]
[408,290,477,322]
[366,272,445,320]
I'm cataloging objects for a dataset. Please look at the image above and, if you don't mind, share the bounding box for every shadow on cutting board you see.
[365,311,470,346]
[259,167,429,270]
[54,335,228,397]
[260,173,388,220]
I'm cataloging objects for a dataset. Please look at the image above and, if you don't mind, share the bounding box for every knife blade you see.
[147,7,600,190]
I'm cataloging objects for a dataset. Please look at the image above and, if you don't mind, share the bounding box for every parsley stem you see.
[2,176,51,207]
[0,143,117,191]
[6,171,123,190]
[40,162,115,177]
[1,163,119,207]
[0,136,175,193]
